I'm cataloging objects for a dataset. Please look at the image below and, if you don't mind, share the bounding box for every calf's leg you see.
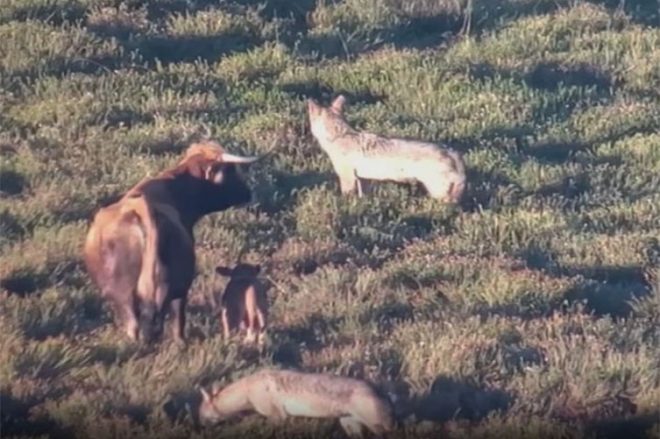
[255,308,267,346]
[169,296,187,343]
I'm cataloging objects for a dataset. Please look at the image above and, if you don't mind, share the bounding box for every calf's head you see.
[216,263,261,280]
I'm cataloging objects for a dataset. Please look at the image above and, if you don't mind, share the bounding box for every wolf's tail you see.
[448,178,467,204]
[447,149,467,203]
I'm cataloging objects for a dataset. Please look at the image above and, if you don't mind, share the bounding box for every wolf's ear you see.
[307,98,321,115]
[216,266,233,277]
[331,95,347,113]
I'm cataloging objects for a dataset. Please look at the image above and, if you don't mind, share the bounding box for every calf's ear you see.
[216,266,233,277]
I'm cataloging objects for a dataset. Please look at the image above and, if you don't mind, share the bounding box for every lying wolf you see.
[198,368,397,438]
[307,95,466,203]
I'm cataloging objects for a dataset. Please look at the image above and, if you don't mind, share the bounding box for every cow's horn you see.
[221,152,260,164]
[221,139,279,164]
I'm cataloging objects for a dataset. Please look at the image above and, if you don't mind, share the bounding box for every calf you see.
[83,140,263,343]
[214,262,268,345]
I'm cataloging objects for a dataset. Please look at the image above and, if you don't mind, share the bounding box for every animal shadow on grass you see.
[589,0,660,28]
[0,169,28,197]
[0,210,26,244]
[524,61,615,92]
[405,376,513,425]
[585,413,660,439]
[128,33,260,65]
[235,0,316,24]
[359,301,414,334]
[20,292,109,341]
[460,167,519,213]
[298,2,559,58]
[561,264,651,318]
[281,82,385,106]
[163,388,203,430]
[524,142,594,165]
[0,2,86,26]
[0,260,81,298]
[534,170,591,199]
[0,392,72,439]
[295,13,460,60]
[271,313,345,368]
[257,170,334,215]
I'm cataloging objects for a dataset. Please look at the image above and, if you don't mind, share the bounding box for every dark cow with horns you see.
[83,140,262,343]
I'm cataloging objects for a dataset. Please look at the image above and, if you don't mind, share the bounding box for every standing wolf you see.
[307,95,466,203]
[198,368,396,438]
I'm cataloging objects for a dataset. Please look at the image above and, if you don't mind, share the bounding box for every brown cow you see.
[83,140,264,343]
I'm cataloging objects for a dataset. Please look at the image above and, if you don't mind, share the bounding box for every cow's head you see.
[178,140,262,218]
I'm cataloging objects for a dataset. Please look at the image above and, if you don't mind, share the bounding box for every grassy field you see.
[1,0,660,438]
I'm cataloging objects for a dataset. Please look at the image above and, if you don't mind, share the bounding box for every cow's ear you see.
[211,382,222,395]
[204,162,224,184]
[216,266,232,277]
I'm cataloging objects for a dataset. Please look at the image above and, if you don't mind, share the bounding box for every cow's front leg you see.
[169,296,187,343]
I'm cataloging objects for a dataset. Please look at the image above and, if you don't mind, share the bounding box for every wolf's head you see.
[307,95,353,145]
[198,383,228,425]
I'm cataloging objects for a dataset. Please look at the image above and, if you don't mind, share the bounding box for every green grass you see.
[1,0,660,438]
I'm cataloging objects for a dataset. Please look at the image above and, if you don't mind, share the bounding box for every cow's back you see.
[83,201,146,299]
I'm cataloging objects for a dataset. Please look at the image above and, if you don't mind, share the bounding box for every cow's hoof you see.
[173,335,188,348]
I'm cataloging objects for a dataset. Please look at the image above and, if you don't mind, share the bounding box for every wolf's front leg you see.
[335,165,358,195]
[355,177,364,198]
[339,416,366,438]
[354,176,372,198]
[253,399,288,425]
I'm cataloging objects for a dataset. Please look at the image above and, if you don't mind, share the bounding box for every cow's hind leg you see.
[138,299,166,344]
[110,297,139,342]
[169,296,187,343]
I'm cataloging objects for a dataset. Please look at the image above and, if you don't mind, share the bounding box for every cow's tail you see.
[120,194,160,342]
